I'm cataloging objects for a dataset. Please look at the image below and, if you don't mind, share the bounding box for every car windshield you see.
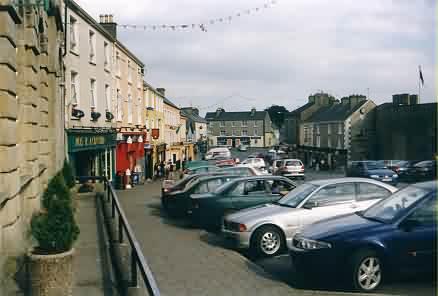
[285,160,301,166]
[173,175,195,188]
[365,161,386,170]
[363,186,430,223]
[414,161,433,167]
[276,183,318,208]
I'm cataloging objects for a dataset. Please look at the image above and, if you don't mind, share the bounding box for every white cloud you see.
[74,0,436,113]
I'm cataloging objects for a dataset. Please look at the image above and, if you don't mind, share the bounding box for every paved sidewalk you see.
[117,182,393,296]
[73,193,107,296]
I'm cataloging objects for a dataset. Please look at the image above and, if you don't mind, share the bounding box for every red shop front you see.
[116,133,147,174]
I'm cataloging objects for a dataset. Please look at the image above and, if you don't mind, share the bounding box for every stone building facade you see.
[205,108,275,148]
[0,0,64,294]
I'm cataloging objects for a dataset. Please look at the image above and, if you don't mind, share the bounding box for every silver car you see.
[222,178,398,257]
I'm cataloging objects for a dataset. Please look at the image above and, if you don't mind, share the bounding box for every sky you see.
[76,0,436,115]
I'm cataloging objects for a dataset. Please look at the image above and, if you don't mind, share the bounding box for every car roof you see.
[231,175,291,182]
[412,181,437,191]
[283,159,302,162]
[307,177,398,190]
[196,175,239,182]
[192,165,216,169]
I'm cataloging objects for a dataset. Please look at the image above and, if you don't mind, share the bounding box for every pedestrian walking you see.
[160,161,165,179]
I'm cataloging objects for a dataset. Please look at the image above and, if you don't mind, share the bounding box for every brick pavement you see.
[116,181,395,296]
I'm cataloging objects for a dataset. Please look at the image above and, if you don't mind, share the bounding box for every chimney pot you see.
[99,15,103,23]
[157,88,166,96]
[109,14,113,23]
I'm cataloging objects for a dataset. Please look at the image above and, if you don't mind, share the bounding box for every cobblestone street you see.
[116,176,435,296]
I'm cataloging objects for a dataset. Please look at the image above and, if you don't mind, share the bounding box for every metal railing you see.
[77,176,160,296]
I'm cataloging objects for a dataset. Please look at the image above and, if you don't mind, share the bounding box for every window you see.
[137,97,142,124]
[231,130,236,136]
[71,71,78,106]
[266,180,295,195]
[254,129,258,136]
[338,123,342,135]
[105,84,111,111]
[69,16,78,51]
[128,60,132,82]
[316,125,320,135]
[327,124,331,135]
[90,79,96,108]
[327,136,331,148]
[116,89,122,121]
[220,121,225,127]
[231,121,236,127]
[316,135,320,147]
[116,52,121,76]
[220,130,226,136]
[104,42,109,67]
[337,136,342,149]
[254,121,258,127]
[306,183,355,207]
[242,120,248,127]
[127,94,133,123]
[89,31,95,63]
[356,183,391,202]
[406,196,437,226]
[244,180,269,195]
[242,130,248,136]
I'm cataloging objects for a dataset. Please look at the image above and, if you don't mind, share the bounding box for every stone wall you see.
[0,1,64,294]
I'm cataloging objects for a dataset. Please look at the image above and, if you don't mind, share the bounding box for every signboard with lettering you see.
[68,132,116,152]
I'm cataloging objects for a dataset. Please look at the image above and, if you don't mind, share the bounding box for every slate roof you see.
[181,109,207,123]
[305,100,368,122]
[205,111,268,121]
[288,102,315,116]
[163,97,179,109]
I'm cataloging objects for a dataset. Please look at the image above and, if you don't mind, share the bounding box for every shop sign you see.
[151,128,160,139]
[68,132,116,152]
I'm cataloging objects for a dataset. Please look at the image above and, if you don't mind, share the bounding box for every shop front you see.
[116,133,147,181]
[67,129,117,181]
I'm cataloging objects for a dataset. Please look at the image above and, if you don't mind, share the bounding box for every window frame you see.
[90,78,96,109]
[89,30,96,63]
[71,71,79,106]
[305,182,356,207]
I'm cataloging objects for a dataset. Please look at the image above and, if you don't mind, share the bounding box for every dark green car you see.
[191,176,296,230]
[166,175,240,216]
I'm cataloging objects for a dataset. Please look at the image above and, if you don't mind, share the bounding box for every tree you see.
[265,105,288,128]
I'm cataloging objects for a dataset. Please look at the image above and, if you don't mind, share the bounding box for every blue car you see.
[289,181,436,292]
[346,161,399,186]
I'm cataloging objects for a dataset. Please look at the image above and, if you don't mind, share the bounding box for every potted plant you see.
[29,169,79,296]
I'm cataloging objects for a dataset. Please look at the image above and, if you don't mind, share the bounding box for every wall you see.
[374,103,437,160]
[0,1,64,294]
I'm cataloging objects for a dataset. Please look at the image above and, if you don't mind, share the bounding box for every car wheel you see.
[252,225,285,257]
[351,249,383,292]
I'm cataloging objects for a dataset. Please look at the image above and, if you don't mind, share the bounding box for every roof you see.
[305,100,368,123]
[180,109,207,123]
[205,111,268,121]
[288,102,315,116]
[163,98,179,109]
[413,181,437,191]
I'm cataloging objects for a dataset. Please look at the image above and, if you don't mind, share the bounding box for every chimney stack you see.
[156,88,166,96]
[100,13,117,39]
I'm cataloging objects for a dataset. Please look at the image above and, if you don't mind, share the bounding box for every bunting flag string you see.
[117,0,278,33]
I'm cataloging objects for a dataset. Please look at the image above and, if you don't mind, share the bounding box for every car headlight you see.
[370,175,379,178]
[294,235,331,250]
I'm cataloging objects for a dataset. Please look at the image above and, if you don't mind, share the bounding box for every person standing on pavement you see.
[160,161,165,179]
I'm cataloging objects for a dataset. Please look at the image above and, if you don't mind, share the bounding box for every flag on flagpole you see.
[419,65,424,86]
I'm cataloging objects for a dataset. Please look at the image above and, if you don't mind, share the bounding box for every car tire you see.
[251,225,285,258]
[350,249,383,293]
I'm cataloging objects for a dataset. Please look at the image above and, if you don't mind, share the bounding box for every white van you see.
[205,147,231,160]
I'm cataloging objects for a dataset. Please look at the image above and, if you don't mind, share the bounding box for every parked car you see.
[165,175,240,216]
[241,158,267,170]
[270,159,285,175]
[403,160,437,182]
[223,178,397,257]
[191,176,296,230]
[289,181,436,292]
[183,165,219,177]
[275,159,305,180]
[238,144,248,152]
[161,172,226,209]
[217,165,263,176]
[376,160,402,170]
[248,152,265,159]
[205,147,231,160]
[346,161,398,185]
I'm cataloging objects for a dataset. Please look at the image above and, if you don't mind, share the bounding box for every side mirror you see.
[303,201,318,209]
[399,219,420,231]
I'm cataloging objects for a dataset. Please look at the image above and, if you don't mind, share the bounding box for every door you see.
[389,196,437,274]
[231,180,272,210]
[355,182,393,210]
[300,183,356,226]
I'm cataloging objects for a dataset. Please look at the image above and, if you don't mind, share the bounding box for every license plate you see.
[382,178,392,182]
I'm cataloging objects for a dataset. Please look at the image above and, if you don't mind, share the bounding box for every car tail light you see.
[238,224,247,232]
[394,166,400,172]
[300,165,305,172]
[164,188,170,193]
